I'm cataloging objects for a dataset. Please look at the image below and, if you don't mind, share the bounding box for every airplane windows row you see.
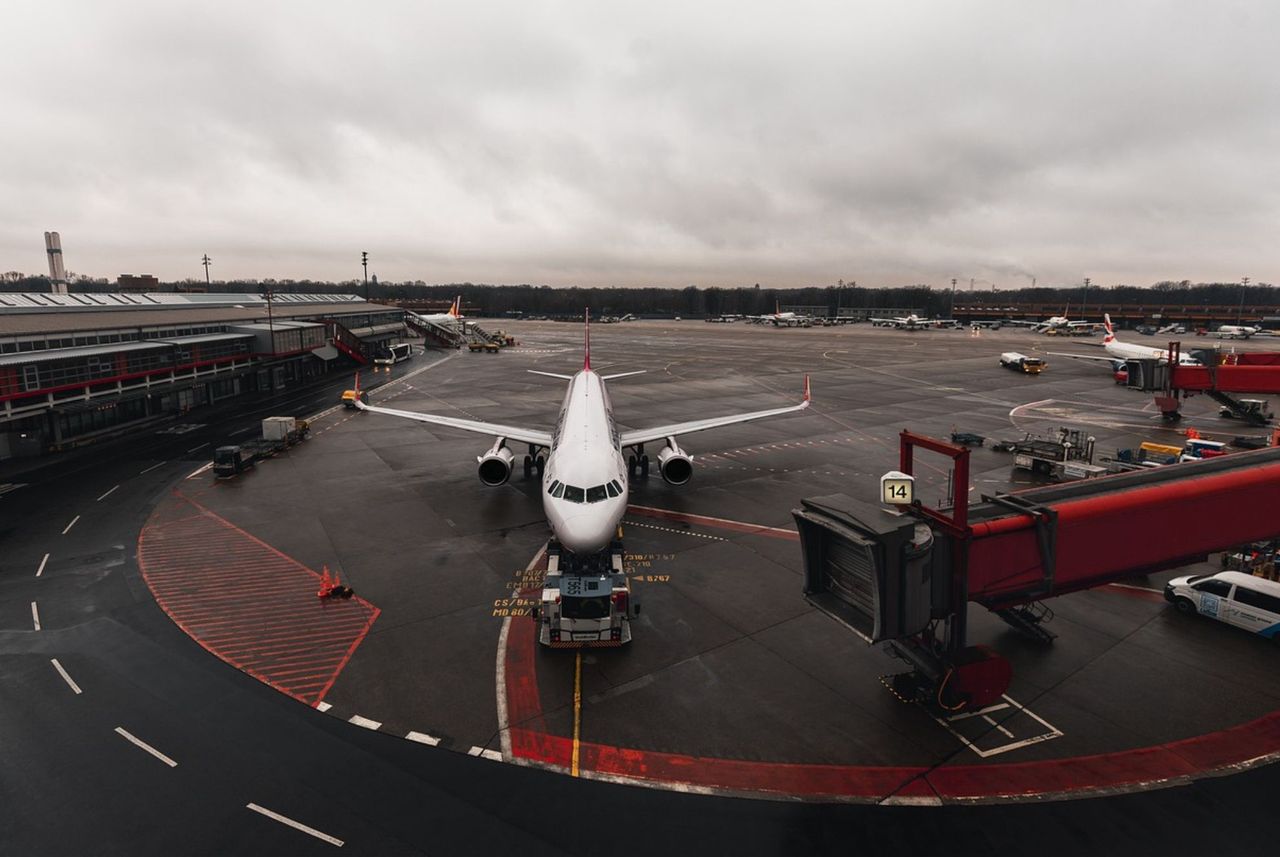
[548,479,623,504]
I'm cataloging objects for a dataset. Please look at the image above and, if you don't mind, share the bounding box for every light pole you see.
[950,277,957,320]
[1237,276,1250,325]
[201,254,211,288]
[361,251,369,300]
[1082,277,1090,320]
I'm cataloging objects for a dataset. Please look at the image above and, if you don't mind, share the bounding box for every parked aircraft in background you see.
[869,313,956,330]
[746,302,811,327]
[347,311,811,558]
[1217,324,1260,339]
[1049,313,1201,368]
[1005,312,1097,334]
[408,296,463,326]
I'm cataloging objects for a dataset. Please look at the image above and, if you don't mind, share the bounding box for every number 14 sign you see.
[880,470,915,506]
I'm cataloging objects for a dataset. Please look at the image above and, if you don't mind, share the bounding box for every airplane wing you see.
[619,376,810,447]
[1066,321,1098,328]
[356,400,553,446]
[1045,351,1121,365]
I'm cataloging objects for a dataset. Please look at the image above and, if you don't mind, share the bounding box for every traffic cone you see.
[317,566,332,598]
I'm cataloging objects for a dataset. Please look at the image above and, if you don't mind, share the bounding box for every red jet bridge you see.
[794,433,1280,712]
[1122,344,1280,423]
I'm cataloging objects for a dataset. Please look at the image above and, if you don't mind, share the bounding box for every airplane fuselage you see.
[540,369,629,555]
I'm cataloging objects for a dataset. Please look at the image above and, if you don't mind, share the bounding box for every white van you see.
[1164,571,1280,639]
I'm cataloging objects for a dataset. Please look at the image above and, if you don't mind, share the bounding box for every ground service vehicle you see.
[534,541,638,646]
[374,342,414,366]
[213,417,310,476]
[1000,352,1045,374]
[1165,571,1280,639]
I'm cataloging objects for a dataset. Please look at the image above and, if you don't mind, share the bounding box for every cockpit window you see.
[605,481,620,498]
[563,485,585,503]
[550,481,565,499]
[586,484,608,503]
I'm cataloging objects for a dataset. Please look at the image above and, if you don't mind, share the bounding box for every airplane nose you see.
[554,514,613,555]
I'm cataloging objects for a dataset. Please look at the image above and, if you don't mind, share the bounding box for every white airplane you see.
[1217,324,1260,339]
[347,312,810,558]
[746,302,808,327]
[1049,313,1200,368]
[1005,312,1095,333]
[408,296,463,326]
[869,313,954,330]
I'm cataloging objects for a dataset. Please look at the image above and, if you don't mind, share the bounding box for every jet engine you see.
[477,440,515,486]
[658,441,693,485]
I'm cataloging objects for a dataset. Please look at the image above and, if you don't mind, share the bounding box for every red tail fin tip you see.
[584,307,591,371]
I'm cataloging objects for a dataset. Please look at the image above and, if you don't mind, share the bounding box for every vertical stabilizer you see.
[584,308,591,371]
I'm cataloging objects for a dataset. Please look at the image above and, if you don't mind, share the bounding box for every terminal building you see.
[0,292,410,459]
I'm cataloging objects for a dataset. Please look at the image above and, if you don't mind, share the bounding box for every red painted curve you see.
[506,507,1280,801]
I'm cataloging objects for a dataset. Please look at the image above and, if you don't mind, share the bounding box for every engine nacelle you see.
[477,444,515,486]
[658,442,693,486]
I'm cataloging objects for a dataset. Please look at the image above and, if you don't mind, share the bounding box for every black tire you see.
[535,457,545,478]
[640,454,650,477]
[1174,597,1197,615]
[627,454,637,477]
[523,455,533,478]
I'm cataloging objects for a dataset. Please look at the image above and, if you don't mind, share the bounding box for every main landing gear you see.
[523,445,546,479]
[627,446,649,479]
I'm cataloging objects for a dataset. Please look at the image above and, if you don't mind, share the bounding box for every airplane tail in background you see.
[1103,313,1115,343]
[450,296,462,318]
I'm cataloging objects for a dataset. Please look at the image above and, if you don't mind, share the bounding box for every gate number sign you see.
[880,470,915,506]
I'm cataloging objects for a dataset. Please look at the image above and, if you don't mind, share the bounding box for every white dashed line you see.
[316,701,333,712]
[468,746,503,761]
[31,601,40,631]
[61,515,80,535]
[348,714,382,730]
[139,461,167,475]
[96,485,119,502]
[50,659,82,695]
[186,442,209,453]
[246,803,343,847]
[624,520,725,541]
[405,731,441,746]
[114,727,178,768]
[35,553,49,578]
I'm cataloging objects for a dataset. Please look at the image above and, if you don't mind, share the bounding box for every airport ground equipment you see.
[793,432,1280,712]
[949,432,985,446]
[1123,343,1280,423]
[468,341,500,353]
[533,540,639,647]
[999,352,1045,374]
[212,416,309,476]
[1006,427,1101,479]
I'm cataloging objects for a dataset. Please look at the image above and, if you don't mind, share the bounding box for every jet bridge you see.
[1124,344,1280,422]
[794,433,1280,712]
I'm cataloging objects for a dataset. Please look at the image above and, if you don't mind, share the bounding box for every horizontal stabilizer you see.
[600,370,647,381]
[527,370,574,380]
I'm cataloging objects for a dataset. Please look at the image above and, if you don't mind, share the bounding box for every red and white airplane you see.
[409,296,463,326]
[1049,313,1200,368]
[350,311,810,556]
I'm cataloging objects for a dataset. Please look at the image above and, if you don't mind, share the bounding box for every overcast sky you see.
[1,1,1276,288]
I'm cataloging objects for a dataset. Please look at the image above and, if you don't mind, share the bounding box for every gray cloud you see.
[1,0,1276,287]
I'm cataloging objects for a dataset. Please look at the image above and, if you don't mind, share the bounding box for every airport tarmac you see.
[136,320,1280,804]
